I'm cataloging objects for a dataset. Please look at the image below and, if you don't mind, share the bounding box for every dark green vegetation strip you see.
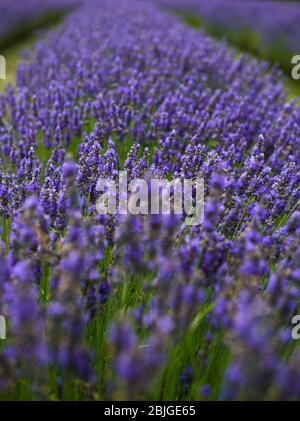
[0,10,71,51]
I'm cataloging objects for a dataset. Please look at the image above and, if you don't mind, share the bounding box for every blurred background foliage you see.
[1,0,300,98]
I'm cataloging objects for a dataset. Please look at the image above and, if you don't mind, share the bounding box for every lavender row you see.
[0,0,78,42]
[0,0,299,399]
[151,0,300,54]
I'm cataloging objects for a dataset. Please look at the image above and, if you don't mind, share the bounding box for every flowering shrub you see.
[152,0,300,71]
[0,0,299,400]
[0,0,78,46]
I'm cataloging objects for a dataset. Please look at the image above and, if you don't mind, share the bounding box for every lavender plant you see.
[0,0,299,401]
[0,0,78,39]
[152,0,300,72]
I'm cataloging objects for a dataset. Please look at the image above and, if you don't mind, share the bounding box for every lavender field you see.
[154,0,300,73]
[0,0,299,401]
[0,0,76,49]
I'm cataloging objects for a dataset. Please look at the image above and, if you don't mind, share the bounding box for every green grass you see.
[0,10,71,52]
[286,79,300,104]
[0,39,35,89]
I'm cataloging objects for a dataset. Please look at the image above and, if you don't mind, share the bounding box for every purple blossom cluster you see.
[152,0,300,53]
[0,0,78,41]
[0,0,299,400]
